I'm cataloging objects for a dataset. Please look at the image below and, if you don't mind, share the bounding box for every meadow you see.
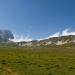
[0,47,75,75]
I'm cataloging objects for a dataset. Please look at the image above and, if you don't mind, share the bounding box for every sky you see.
[0,0,75,41]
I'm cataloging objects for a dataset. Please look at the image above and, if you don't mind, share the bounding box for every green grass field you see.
[0,47,75,75]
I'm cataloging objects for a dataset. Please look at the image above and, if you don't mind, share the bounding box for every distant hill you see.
[0,29,14,42]
[0,29,75,48]
[17,35,75,47]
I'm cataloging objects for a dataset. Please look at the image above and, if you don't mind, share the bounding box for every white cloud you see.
[10,28,75,42]
[48,28,75,38]
[37,32,60,41]
[9,34,32,42]
[38,28,75,41]
[47,32,60,38]
[61,28,75,36]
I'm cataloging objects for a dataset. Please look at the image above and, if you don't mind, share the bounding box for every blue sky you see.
[0,0,75,39]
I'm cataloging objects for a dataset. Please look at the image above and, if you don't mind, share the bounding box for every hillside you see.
[17,35,75,47]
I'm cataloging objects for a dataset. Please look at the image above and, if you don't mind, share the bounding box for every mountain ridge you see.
[17,35,75,47]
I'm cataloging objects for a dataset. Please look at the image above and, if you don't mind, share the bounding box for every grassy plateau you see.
[0,47,75,75]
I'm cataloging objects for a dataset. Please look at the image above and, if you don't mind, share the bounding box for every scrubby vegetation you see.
[0,47,75,75]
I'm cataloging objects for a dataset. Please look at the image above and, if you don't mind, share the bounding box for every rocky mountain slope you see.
[0,29,75,47]
[17,35,75,47]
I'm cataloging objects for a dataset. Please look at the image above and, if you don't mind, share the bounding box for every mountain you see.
[15,29,75,47]
[0,29,75,48]
[0,30,14,42]
[17,35,75,47]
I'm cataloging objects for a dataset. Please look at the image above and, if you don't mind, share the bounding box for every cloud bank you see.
[61,28,75,36]
[38,28,75,41]
[10,34,32,42]
[0,30,14,41]
[10,28,75,42]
